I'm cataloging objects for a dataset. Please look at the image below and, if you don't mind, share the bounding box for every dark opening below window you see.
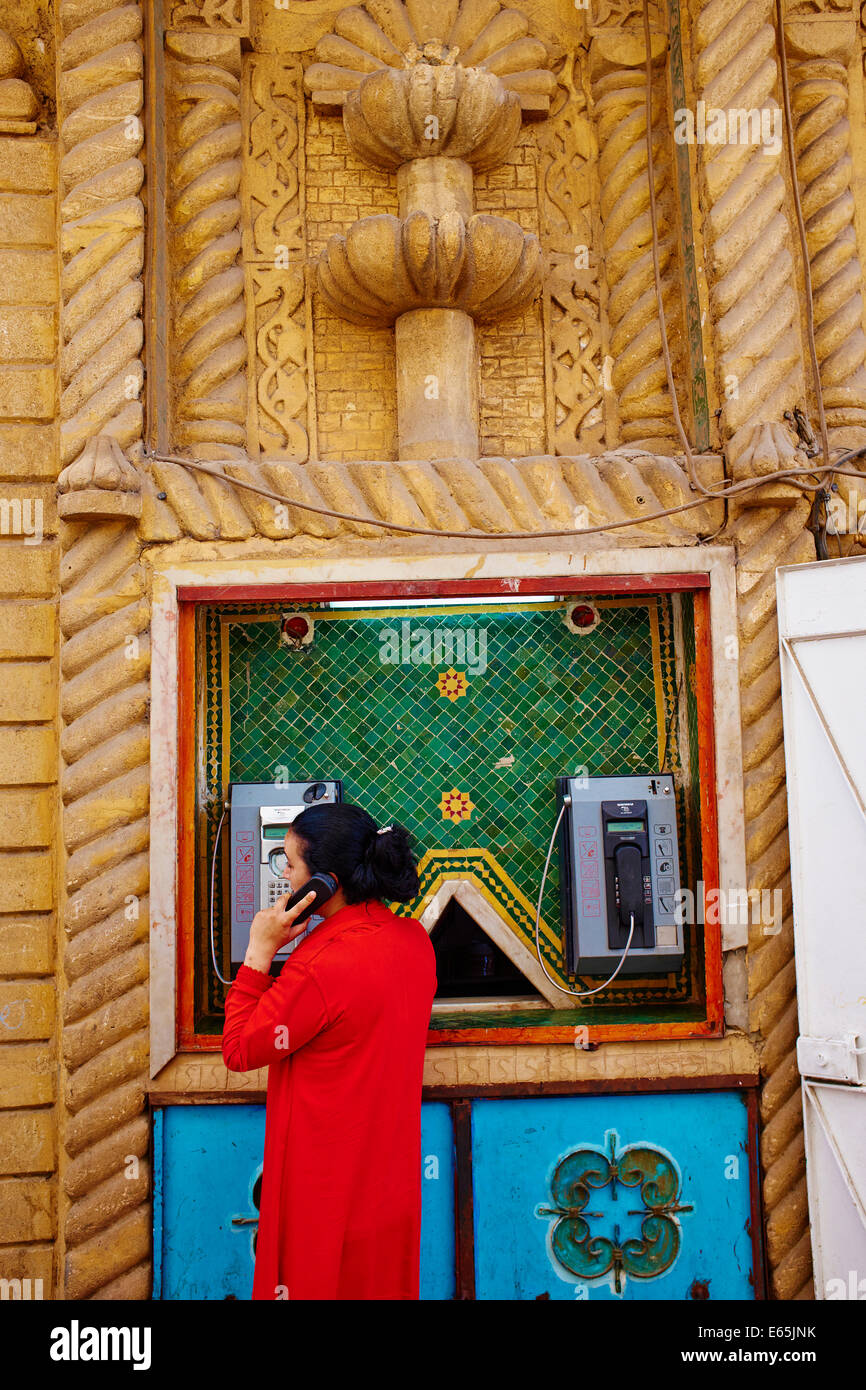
[430,900,532,999]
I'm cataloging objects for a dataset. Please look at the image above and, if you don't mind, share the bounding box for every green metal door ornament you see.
[538,1130,693,1293]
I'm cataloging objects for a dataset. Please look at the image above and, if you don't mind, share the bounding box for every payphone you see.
[225,779,342,966]
[557,774,683,977]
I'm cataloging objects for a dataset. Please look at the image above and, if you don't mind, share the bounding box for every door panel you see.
[154,1102,454,1300]
[470,1092,755,1300]
[777,559,866,1295]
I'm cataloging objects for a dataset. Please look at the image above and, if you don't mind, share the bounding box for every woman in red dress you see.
[222,803,437,1301]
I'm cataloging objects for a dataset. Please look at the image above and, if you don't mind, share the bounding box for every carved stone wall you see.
[0,125,58,1297]
[14,0,866,1304]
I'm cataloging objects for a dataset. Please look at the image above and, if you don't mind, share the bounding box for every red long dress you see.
[222,898,437,1300]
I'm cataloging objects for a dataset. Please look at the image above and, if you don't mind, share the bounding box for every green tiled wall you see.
[195,595,703,1026]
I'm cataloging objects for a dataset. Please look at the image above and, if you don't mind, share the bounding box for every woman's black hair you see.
[289,802,420,904]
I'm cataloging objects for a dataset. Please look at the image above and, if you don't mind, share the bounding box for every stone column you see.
[690,0,807,500]
[786,13,866,448]
[393,154,480,459]
[589,30,687,451]
[56,0,151,1300]
[687,0,817,1300]
[306,17,555,463]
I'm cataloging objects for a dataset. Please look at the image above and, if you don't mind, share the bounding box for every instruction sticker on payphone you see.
[557,774,683,976]
[228,780,342,964]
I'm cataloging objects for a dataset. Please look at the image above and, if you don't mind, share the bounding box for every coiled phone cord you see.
[534,798,636,999]
[210,801,233,987]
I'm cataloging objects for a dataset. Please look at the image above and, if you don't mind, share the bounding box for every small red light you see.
[283,616,310,640]
[571,604,596,629]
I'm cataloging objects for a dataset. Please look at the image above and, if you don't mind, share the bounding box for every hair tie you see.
[377,824,394,835]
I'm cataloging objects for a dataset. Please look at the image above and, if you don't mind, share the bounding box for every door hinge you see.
[797,1032,866,1084]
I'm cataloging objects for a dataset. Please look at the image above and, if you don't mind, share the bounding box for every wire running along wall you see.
[193,594,705,1028]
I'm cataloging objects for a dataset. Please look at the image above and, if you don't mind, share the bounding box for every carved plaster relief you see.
[242,54,312,461]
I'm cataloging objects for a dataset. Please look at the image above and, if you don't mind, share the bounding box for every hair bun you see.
[355,821,419,902]
[290,803,420,905]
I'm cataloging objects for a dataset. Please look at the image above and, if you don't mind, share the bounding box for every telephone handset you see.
[280,871,339,926]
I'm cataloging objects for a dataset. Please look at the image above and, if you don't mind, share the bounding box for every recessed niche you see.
[430,899,542,1001]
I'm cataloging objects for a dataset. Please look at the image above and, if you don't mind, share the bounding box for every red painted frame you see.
[176,575,723,1051]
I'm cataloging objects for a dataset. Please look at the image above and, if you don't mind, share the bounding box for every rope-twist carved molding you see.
[736,502,816,1299]
[166,31,247,455]
[691,0,825,1296]
[59,521,151,1300]
[694,0,805,483]
[591,52,686,450]
[56,0,151,1301]
[57,0,145,469]
[790,57,866,440]
[142,451,724,542]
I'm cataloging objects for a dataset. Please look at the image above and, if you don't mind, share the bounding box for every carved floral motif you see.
[343,63,523,170]
[318,210,544,325]
[305,0,557,115]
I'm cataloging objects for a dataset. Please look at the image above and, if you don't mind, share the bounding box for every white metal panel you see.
[777,555,866,1296]
[802,1084,866,1298]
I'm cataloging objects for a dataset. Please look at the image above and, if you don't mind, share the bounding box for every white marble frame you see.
[420,878,562,1007]
[148,545,746,1075]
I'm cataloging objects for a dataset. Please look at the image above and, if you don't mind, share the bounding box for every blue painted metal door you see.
[153,1102,454,1300]
[470,1091,756,1300]
[154,1090,755,1299]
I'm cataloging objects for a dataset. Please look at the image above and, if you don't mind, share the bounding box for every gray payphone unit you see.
[228,779,342,963]
[557,774,683,976]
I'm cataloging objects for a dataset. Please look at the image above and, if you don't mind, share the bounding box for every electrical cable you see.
[534,799,637,998]
[210,800,233,987]
[146,447,866,543]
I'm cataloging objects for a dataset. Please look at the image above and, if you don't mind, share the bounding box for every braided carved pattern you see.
[59,522,151,1300]
[57,0,145,469]
[591,51,685,449]
[166,31,247,454]
[693,0,817,1298]
[56,0,151,1300]
[790,58,866,438]
[693,0,804,482]
[142,451,722,541]
[736,502,817,1299]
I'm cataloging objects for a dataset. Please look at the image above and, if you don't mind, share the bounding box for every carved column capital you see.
[57,434,142,522]
[343,63,523,171]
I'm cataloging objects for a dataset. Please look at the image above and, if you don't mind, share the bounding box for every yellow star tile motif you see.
[439,788,475,823]
[435,667,469,701]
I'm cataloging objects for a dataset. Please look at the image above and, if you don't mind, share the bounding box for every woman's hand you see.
[243,891,318,974]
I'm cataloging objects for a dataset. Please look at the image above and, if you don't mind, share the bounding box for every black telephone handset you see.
[281,871,339,925]
[614,843,644,931]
